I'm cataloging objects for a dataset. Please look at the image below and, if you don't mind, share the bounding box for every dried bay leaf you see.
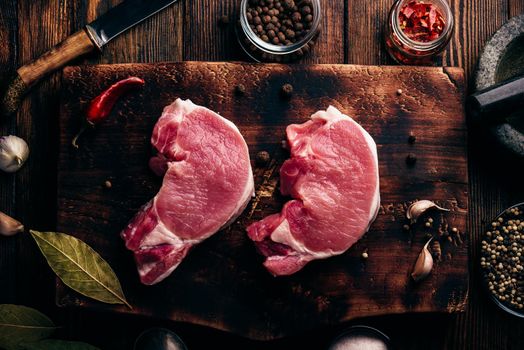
[0,304,56,350]
[21,340,100,350]
[29,230,131,309]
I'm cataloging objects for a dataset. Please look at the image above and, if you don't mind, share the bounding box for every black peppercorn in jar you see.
[236,0,321,62]
[385,0,454,65]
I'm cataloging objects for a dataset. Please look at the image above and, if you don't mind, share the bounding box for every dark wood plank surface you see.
[1,0,524,349]
[56,62,467,340]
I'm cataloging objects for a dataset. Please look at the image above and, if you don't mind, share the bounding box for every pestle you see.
[467,74,524,125]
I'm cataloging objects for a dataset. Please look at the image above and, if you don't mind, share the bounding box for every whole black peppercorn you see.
[256,151,271,166]
[406,153,417,166]
[408,134,416,144]
[285,29,295,39]
[281,83,294,98]
[284,0,295,9]
[235,84,246,96]
[301,5,312,15]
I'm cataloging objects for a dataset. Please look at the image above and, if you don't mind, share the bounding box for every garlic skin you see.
[0,210,24,236]
[411,238,434,282]
[0,135,30,173]
[406,199,449,223]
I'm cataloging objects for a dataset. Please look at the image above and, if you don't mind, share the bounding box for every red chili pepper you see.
[72,76,145,148]
[399,1,446,43]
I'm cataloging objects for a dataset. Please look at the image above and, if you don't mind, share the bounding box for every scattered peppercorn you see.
[406,153,417,166]
[431,239,442,260]
[281,83,294,98]
[256,150,271,166]
[408,133,416,144]
[481,204,524,312]
[403,224,411,232]
[397,88,403,95]
[218,15,230,26]
[104,180,112,189]
[235,84,246,96]
[362,251,369,259]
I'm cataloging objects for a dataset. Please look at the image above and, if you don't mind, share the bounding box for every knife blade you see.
[85,0,179,49]
[0,0,179,118]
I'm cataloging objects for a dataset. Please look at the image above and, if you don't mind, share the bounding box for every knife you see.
[0,0,179,118]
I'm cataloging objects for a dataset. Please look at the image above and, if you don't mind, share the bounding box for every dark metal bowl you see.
[475,14,524,157]
[480,203,524,318]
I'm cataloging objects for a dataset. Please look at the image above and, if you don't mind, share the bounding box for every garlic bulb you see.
[0,210,24,236]
[0,135,29,173]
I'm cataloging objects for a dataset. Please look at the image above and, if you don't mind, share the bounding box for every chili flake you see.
[399,1,446,42]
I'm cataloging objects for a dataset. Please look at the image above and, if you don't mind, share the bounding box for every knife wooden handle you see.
[1,29,97,118]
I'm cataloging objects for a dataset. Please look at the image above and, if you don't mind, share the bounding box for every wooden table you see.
[1,1,523,349]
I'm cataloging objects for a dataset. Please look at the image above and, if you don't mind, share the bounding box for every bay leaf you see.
[21,340,101,350]
[0,304,56,350]
[30,230,131,309]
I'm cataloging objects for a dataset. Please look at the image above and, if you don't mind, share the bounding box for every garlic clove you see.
[0,135,30,173]
[411,237,434,282]
[0,210,24,236]
[406,199,449,223]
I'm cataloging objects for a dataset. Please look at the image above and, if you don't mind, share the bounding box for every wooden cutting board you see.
[57,62,468,340]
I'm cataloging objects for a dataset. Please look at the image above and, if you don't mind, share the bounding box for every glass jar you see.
[385,0,454,65]
[236,0,321,63]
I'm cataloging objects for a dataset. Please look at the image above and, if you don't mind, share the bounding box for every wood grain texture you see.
[56,62,468,340]
[303,0,345,64]
[345,0,393,65]
[443,1,523,350]
[14,0,77,319]
[0,0,19,305]
[510,0,524,17]
[1,0,524,348]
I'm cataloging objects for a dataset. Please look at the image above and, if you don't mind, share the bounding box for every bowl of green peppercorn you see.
[236,0,321,62]
[480,203,524,318]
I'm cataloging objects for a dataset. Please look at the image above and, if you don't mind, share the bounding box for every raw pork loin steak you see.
[247,106,380,276]
[122,99,254,285]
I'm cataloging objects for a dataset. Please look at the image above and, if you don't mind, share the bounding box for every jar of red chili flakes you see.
[385,0,454,65]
